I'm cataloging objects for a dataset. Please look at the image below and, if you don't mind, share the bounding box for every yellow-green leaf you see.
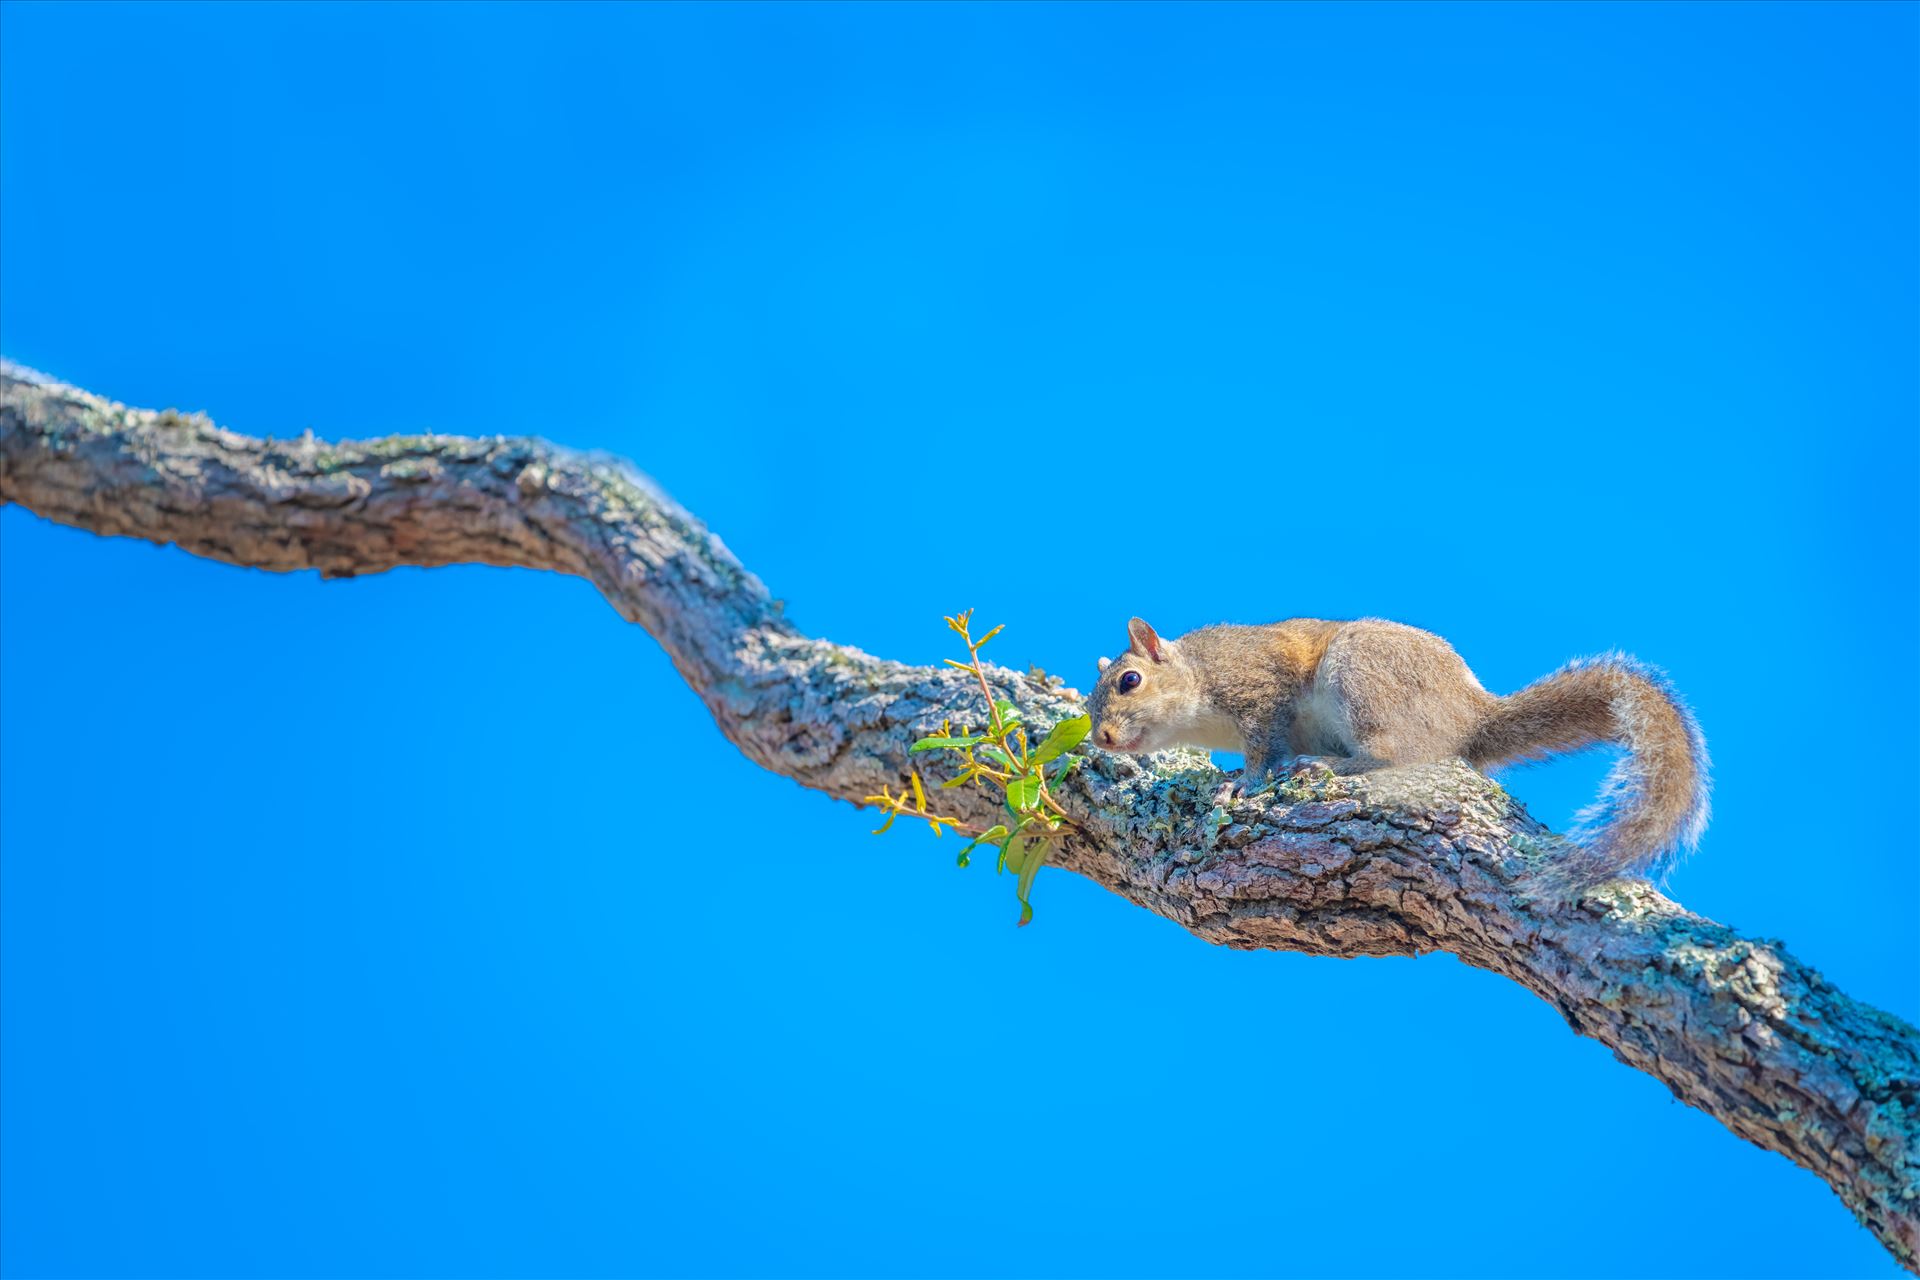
[911,734,986,753]
[1033,714,1091,765]
[1014,837,1050,927]
[1003,839,1027,876]
[995,819,1031,873]
[958,824,1008,867]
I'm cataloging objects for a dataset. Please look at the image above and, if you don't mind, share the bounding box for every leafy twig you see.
[862,611,1090,925]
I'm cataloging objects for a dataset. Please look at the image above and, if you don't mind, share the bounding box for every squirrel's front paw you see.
[1230,769,1276,799]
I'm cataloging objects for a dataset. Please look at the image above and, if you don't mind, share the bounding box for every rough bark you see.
[3,360,1916,1270]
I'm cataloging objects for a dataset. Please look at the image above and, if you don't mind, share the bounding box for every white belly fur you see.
[1178,706,1247,753]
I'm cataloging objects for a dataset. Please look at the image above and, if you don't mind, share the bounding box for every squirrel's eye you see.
[1118,670,1143,694]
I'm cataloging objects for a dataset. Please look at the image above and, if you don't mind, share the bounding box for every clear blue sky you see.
[2,3,1914,1277]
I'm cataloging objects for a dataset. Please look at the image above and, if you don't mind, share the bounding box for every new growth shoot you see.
[863,611,1090,925]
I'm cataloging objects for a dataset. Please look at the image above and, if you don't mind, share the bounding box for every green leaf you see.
[1049,756,1081,788]
[1033,714,1091,765]
[910,734,985,753]
[995,819,1031,874]
[1014,837,1050,927]
[970,624,1005,651]
[993,700,1024,727]
[978,745,1014,769]
[957,824,1008,866]
[1003,774,1041,814]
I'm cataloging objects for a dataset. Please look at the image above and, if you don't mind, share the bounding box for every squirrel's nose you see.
[1099,728,1117,748]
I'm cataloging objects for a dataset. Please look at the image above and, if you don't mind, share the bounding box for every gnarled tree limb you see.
[3,361,1916,1270]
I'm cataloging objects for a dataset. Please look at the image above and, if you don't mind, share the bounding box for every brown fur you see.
[1461,659,1709,886]
[1087,618,1710,889]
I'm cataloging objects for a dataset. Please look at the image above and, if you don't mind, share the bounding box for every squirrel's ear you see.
[1126,617,1167,663]
[1097,656,1112,672]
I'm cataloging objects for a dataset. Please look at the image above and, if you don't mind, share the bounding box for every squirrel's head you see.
[1087,617,1199,754]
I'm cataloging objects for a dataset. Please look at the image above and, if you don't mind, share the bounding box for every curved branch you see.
[4,361,1916,1271]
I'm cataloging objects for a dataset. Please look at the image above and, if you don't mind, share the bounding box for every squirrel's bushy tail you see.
[1461,653,1710,891]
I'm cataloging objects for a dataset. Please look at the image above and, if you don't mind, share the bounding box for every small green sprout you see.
[863,611,1089,926]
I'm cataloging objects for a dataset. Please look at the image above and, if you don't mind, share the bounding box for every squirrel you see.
[1085,617,1710,889]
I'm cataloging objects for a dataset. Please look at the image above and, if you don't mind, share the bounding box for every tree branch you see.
[4,361,1916,1271]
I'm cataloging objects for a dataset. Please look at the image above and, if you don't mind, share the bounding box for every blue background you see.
[2,3,1915,1277]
